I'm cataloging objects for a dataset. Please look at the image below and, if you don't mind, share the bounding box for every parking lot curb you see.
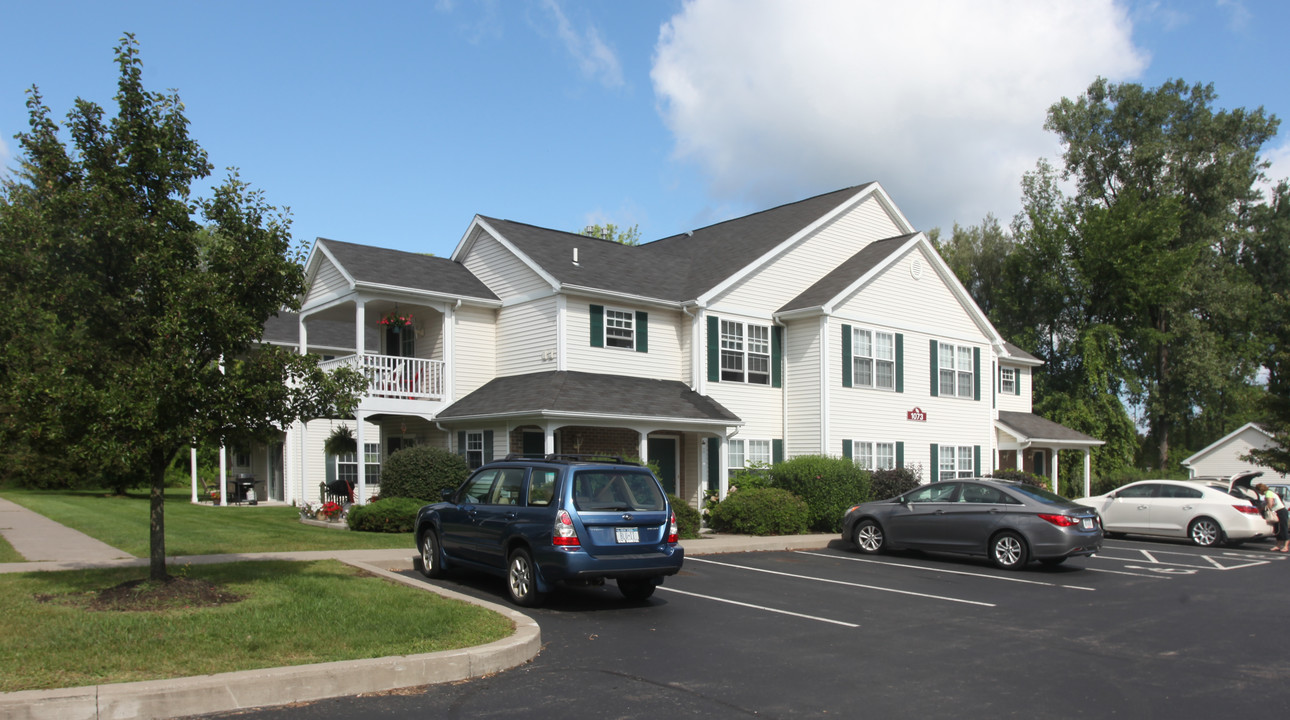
[0,555,540,720]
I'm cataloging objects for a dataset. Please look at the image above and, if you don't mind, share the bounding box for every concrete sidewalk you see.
[0,498,834,719]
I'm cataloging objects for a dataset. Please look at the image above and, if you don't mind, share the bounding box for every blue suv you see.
[415,454,685,606]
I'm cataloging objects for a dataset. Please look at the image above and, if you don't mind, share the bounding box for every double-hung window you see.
[854,441,896,471]
[1000,367,1016,395]
[853,328,895,390]
[337,443,382,485]
[938,343,974,398]
[464,431,485,470]
[728,438,772,477]
[605,308,635,349]
[939,445,974,481]
[721,320,771,385]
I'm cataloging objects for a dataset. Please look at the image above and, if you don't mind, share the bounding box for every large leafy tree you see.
[1028,78,1276,469]
[1242,182,1290,473]
[0,35,364,580]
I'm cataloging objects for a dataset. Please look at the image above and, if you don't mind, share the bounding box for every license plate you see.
[1081,518,1094,530]
[615,527,639,543]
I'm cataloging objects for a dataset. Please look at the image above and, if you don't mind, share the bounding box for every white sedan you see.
[1076,479,1273,547]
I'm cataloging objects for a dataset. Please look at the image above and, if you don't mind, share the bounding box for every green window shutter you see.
[590,305,604,348]
[457,431,466,459]
[974,445,982,476]
[929,340,939,397]
[842,324,853,388]
[707,437,721,492]
[707,316,720,383]
[895,333,904,393]
[930,444,939,481]
[635,311,648,353]
[896,441,904,469]
[973,347,981,401]
[772,326,783,388]
[842,439,853,460]
[773,439,784,464]
[483,430,494,464]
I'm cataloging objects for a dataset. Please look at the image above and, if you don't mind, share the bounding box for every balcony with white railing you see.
[320,354,446,402]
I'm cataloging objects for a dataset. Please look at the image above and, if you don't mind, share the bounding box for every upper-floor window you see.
[721,320,771,385]
[605,308,635,349]
[853,328,895,390]
[854,441,896,471]
[1000,367,1016,395]
[939,343,974,398]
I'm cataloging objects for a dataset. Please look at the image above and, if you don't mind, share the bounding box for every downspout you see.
[773,314,787,460]
[681,302,701,394]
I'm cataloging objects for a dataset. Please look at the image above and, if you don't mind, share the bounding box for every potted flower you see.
[318,501,345,522]
[380,309,414,333]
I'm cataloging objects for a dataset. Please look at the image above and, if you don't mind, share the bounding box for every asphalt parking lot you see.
[206,538,1290,719]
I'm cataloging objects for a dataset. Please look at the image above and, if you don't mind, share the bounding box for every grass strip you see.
[0,488,413,556]
[0,533,23,563]
[0,560,512,692]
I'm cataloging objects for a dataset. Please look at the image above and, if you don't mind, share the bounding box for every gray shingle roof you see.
[317,238,498,301]
[261,311,378,350]
[996,411,1101,444]
[483,184,875,302]
[1001,341,1041,364]
[437,371,741,424]
[778,233,916,312]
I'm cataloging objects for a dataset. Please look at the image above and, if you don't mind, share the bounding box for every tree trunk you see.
[1155,316,1171,470]
[149,451,168,582]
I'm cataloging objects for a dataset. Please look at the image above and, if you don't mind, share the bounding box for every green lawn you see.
[0,533,23,563]
[0,488,413,557]
[0,560,513,692]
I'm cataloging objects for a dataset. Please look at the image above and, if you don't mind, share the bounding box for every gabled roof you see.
[1181,422,1273,467]
[1001,341,1043,366]
[996,411,1103,446]
[777,233,917,313]
[455,184,891,303]
[436,371,742,425]
[312,238,499,301]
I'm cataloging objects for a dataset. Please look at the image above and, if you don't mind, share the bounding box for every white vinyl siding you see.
[784,319,822,457]
[997,364,1034,414]
[453,304,497,398]
[308,259,350,302]
[566,303,683,380]
[461,227,552,299]
[496,297,558,377]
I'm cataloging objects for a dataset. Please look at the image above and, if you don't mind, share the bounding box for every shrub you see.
[667,494,702,539]
[987,469,1046,488]
[729,463,773,492]
[870,467,922,500]
[708,487,809,536]
[770,455,870,533]
[346,497,424,533]
[380,446,470,502]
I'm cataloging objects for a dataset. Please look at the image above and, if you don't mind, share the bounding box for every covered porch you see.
[995,411,1104,497]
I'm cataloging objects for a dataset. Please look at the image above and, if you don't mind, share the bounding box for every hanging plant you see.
[380,310,414,329]
[324,425,358,456]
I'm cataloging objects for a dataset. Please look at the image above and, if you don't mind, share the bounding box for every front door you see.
[648,437,677,494]
[267,441,283,501]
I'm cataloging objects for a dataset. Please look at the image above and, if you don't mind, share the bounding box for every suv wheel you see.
[418,529,445,579]
[617,578,657,602]
[507,548,546,607]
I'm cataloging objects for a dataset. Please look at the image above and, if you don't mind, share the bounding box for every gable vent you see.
[910,257,924,280]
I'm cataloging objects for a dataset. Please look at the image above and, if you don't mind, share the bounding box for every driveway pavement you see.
[0,496,830,719]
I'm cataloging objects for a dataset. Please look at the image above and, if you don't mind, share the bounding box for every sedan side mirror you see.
[441,489,454,502]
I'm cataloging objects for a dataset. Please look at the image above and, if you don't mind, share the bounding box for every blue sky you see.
[3,0,1289,259]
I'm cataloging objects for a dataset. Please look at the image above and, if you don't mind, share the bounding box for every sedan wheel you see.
[507,548,546,607]
[1188,517,1223,547]
[991,531,1029,570]
[852,519,886,554]
[418,529,445,579]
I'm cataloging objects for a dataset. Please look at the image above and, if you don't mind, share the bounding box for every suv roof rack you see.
[500,453,640,466]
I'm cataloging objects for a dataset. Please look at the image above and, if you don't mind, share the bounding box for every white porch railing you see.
[320,354,445,401]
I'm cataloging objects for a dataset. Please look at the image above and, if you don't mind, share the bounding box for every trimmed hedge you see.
[987,469,1046,488]
[870,467,922,500]
[709,487,809,536]
[771,455,870,533]
[668,494,702,539]
[346,497,424,533]
[380,446,470,502]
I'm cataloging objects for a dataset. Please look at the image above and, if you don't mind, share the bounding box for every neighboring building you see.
[1182,422,1289,482]
[199,183,1103,506]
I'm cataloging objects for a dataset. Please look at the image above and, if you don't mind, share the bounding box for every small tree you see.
[380,446,470,502]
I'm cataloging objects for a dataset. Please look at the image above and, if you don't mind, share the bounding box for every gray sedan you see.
[841,479,1103,570]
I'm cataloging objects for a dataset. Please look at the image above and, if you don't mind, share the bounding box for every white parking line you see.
[689,556,996,607]
[1092,546,1273,571]
[657,587,860,628]
[796,551,1095,591]
[1083,567,1171,579]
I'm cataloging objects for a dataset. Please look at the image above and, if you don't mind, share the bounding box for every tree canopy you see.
[581,222,642,246]
[0,35,364,580]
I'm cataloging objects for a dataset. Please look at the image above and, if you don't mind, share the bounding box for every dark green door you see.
[648,437,677,494]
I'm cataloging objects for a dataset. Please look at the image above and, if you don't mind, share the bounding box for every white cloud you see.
[651,0,1147,232]
[0,134,11,179]
[543,0,624,88]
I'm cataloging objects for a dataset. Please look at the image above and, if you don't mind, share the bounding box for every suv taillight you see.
[666,510,679,544]
[553,509,580,546]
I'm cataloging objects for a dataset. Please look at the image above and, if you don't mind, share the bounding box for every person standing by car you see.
[1257,483,1288,552]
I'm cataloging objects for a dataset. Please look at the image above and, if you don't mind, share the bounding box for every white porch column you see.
[190,446,199,503]
[638,429,649,465]
[298,314,308,355]
[719,436,730,500]
[355,412,367,505]
[219,443,228,506]
[443,301,456,403]
[1083,449,1092,498]
[299,421,309,505]
[544,424,556,455]
[1051,449,1060,494]
[355,299,366,356]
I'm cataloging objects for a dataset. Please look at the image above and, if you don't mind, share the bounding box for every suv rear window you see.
[572,470,665,512]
